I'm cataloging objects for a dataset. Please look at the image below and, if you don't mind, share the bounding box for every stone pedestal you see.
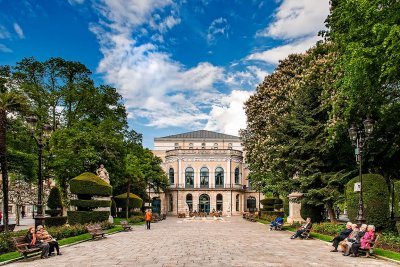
[287,192,304,224]
[95,196,113,223]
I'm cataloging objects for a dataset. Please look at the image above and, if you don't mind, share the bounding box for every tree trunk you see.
[16,204,20,226]
[327,206,337,223]
[126,181,131,219]
[0,110,9,232]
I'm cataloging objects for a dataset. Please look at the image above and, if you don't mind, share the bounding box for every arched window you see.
[185,167,194,188]
[215,167,224,188]
[213,143,218,149]
[228,143,232,149]
[216,194,223,211]
[200,167,209,188]
[247,196,256,212]
[168,194,173,212]
[186,194,193,212]
[234,167,240,184]
[236,194,240,211]
[189,143,193,149]
[169,168,174,184]
[201,142,206,149]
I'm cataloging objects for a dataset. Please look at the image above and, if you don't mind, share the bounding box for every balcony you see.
[166,183,245,191]
[166,148,243,158]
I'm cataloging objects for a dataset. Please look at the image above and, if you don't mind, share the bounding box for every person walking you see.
[144,209,152,230]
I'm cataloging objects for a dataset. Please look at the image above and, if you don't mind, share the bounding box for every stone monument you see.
[96,164,113,223]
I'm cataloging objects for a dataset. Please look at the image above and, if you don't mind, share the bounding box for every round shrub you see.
[114,193,143,209]
[70,199,111,209]
[261,198,276,206]
[346,173,390,230]
[300,203,324,223]
[69,172,112,196]
[67,211,110,225]
[47,187,63,210]
[274,198,283,205]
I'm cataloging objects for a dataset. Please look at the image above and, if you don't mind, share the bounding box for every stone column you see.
[178,158,182,187]
[287,192,304,224]
[226,158,231,188]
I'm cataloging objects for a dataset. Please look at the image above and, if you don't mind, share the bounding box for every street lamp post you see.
[26,116,52,228]
[348,118,374,226]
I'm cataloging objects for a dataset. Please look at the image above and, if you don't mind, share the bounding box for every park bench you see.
[299,228,312,239]
[244,213,256,222]
[120,220,132,231]
[178,213,186,218]
[359,234,380,257]
[86,224,106,240]
[0,224,16,232]
[12,236,41,259]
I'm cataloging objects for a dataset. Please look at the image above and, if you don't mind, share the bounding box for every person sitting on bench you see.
[270,216,284,230]
[290,218,312,239]
[330,222,353,252]
[25,227,50,259]
[37,225,62,256]
[350,225,375,257]
[342,224,366,256]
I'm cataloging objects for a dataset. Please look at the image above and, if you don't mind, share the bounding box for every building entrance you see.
[198,194,210,213]
[152,198,161,215]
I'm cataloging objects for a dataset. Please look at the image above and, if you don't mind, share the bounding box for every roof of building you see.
[155,130,240,140]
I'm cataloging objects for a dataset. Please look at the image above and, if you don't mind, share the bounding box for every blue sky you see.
[0,0,330,148]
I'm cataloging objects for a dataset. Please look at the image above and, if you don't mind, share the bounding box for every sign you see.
[354,182,361,192]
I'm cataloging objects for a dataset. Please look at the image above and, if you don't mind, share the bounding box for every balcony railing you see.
[166,183,249,190]
[166,148,243,158]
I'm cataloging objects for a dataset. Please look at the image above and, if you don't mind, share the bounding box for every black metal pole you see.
[35,141,45,228]
[355,138,365,226]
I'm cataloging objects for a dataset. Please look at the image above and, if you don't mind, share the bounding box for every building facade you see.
[151,130,263,216]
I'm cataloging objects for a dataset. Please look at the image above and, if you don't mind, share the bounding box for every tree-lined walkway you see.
[8,217,395,267]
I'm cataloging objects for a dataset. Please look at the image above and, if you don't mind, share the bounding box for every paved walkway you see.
[8,217,396,267]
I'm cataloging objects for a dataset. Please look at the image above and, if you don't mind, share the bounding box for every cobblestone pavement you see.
[8,216,396,267]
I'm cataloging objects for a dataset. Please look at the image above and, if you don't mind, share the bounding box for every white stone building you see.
[151,130,263,216]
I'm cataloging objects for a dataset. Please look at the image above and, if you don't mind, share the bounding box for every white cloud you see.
[13,23,25,39]
[0,25,11,39]
[256,0,330,39]
[247,36,319,64]
[0,44,12,53]
[205,90,252,136]
[68,0,85,5]
[226,66,268,87]
[207,17,229,43]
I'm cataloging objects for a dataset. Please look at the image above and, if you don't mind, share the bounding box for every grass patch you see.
[374,249,400,261]
[0,252,20,262]
[309,232,332,242]
[58,233,92,246]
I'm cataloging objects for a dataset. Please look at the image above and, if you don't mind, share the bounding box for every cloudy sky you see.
[0,0,330,148]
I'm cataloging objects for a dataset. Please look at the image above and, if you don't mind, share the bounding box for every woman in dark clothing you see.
[37,225,61,256]
[25,227,50,259]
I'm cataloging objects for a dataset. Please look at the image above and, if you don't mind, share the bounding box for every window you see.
[213,143,218,149]
[228,143,232,149]
[216,194,223,211]
[174,143,179,149]
[169,168,174,184]
[189,143,193,149]
[236,194,240,211]
[234,167,240,184]
[200,167,209,188]
[185,167,194,188]
[186,194,193,211]
[201,142,206,149]
[215,167,224,188]
[247,197,256,212]
[168,194,173,212]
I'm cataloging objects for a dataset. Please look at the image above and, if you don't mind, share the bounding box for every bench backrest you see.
[371,234,380,248]
[87,224,102,231]
[121,221,128,225]
[13,236,27,244]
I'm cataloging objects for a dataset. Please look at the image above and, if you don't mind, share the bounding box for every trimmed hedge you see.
[70,199,111,209]
[394,181,400,218]
[67,211,110,225]
[45,209,62,217]
[70,172,112,196]
[300,203,324,223]
[47,187,63,210]
[45,216,68,227]
[346,173,390,229]
[260,198,276,205]
[111,198,117,217]
[261,198,283,211]
[114,193,143,209]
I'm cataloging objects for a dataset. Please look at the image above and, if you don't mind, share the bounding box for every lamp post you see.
[26,116,52,228]
[257,181,262,218]
[348,118,374,226]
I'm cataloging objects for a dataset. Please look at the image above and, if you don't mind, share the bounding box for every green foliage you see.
[111,198,117,217]
[394,181,400,217]
[47,187,63,210]
[311,222,346,236]
[114,193,143,209]
[44,216,68,227]
[129,215,145,224]
[67,211,110,225]
[45,210,62,217]
[260,198,275,205]
[70,199,111,209]
[261,198,283,211]
[300,203,324,223]
[70,172,112,196]
[0,233,15,254]
[346,174,390,229]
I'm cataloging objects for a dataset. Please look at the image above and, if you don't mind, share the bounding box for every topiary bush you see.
[300,203,324,223]
[46,187,63,217]
[111,198,117,218]
[68,172,112,225]
[346,173,390,230]
[67,211,110,225]
[45,216,68,227]
[261,198,283,211]
[114,193,143,209]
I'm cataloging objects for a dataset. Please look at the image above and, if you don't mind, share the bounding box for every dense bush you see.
[283,198,289,216]
[394,181,400,218]
[45,209,62,217]
[300,203,324,223]
[47,187,63,210]
[261,198,283,211]
[260,211,284,217]
[111,198,117,217]
[45,216,68,227]
[129,215,145,224]
[114,193,143,209]
[70,199,111,209]
[69,172,112,196]
[0,233,15,254]
[260,198,276,205]
[311,222,346,236]
[346,174,390,229]
[68,211,110,225]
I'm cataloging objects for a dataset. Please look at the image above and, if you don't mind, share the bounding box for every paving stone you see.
[7,217,396,266]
